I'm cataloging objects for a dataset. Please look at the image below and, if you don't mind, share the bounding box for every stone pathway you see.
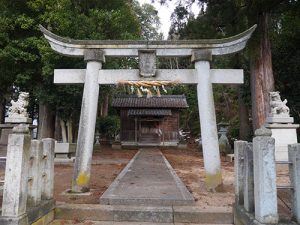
[50,220,233,225]
[99,148,194,206]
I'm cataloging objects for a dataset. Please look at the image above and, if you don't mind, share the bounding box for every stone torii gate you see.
[40,25,256,192]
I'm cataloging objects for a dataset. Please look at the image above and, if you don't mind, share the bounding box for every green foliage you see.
[0,0,143,121]
[169,85,200,136]
[133,0,163,40]
[165,0,300,138]
[271,4,300,129]
[96,116,120,139]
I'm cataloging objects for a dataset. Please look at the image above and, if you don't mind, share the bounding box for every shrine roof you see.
[112,95,188,109]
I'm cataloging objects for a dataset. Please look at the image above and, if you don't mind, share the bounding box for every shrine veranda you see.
[40,24,257,193]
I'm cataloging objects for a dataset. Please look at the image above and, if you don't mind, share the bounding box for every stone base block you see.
[265,123,299,161]
[233,203,297,225]
[0,124,36,146]
[54,157,75,164]
[174,206,233,224]
[266,117,294,124]
[54,142,76,159]
[27,199,55,224]
[111,142,121,150]
[0,214,28,225]
[5,117,32,124]
[31,209,54,225]
[226,154,235,162]
[55,203,233,224]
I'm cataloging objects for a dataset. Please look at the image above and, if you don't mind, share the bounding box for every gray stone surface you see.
[233,203,298,225]
[84,49,105,62]
[50,221,233,225]
[26,199,55,224]
[253,130,278,224]
[27,140,43,207]
[99,149,194,206]
[288,144,300,223]
[40,24,257,57]
[0,214,28,225]
[72,58,102,193]
[191,49,212,62]
[1,124,31,218]
[112,205,173,223]
[234,141,246,205]
[243,143,254,213]
[0,124,36,146]
[265,123,299,161]
[195,59,222,190]
[254,126,272,136]
[54,68,244,85]
[139,50,156,77]
[266,117,294,123]
[4,117,32,124]
[54,142,76,159]
[41,138,55,200]
[173,206,233,224]
[54,203,233,224]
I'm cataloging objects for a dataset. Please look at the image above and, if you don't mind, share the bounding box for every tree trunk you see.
[102,94,109,117]
[60,119,67,143]
[38,103,55,139]
[238,89,251,140]
[0,94,5,124]
[66,119,73,143]
[250,12,274,130]
[54,114,61,141]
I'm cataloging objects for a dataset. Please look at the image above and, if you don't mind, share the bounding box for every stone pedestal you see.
[54,142,76,159]
[253,127,278,224]
[1,124,31,224]
[265,123,299,161]
[0,124,36,148]
[5,117,32,124]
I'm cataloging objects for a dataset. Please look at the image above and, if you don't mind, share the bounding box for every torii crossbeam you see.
[40,25,256,192]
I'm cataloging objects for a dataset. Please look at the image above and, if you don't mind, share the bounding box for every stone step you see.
[50,220,233,225]
[55,204,233,224]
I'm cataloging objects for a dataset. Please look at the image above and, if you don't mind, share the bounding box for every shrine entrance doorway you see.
[139,119,161,144]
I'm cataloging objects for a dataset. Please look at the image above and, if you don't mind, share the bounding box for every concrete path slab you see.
[99,148,194,206]
[50,220,233,225]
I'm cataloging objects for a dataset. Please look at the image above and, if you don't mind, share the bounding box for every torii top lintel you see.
[39,24,256,57]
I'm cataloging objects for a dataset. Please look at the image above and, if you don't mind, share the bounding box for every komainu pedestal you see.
[265,91,299,161]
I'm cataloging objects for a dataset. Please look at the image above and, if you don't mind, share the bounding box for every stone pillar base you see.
[0,214,28,225]
[265,123,299,161]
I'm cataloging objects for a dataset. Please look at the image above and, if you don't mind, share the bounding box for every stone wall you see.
[233,127,300,225]
[0,124,55,225]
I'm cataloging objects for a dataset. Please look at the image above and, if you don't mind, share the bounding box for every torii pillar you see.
[72,50,104,192]
[193,50,222,190]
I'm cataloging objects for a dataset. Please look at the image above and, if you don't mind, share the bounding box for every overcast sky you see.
[137,0,200,39]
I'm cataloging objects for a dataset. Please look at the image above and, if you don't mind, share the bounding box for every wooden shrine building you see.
[112,95,188,146]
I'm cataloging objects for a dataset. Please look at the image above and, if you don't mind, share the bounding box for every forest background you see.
[0,0,299,143]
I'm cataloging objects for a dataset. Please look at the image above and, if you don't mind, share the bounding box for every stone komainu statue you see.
[8,92,30,118]
[269,91,290,117]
